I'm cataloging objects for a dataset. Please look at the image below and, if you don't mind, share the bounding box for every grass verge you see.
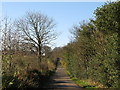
[71,77,97,88]
[66,71,98,88]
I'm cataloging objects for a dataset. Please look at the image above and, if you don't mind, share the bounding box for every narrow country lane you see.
[44,66,83,90]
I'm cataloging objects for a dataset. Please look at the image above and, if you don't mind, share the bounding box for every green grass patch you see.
[71,77,97,88]
[67,71,98,88]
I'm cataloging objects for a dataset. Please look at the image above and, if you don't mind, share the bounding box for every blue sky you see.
[2,2,105,48]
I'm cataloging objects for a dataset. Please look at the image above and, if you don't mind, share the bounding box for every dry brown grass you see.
[13,54,40,70]
[2,52,56,88]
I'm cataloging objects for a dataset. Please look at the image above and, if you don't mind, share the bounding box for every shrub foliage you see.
[62,1,120,88]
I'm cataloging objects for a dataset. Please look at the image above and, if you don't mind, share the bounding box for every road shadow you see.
[43,66,83,89]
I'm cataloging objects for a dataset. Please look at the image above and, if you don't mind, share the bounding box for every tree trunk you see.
[38,45,42,71]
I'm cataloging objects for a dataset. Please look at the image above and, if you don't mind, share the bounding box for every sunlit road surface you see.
[44,66,83,90]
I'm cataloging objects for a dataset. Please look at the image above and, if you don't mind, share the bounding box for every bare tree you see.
[1,17,21,52]
[0,19,2,51]
[1,17,13,52]
[16,11,56,66]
